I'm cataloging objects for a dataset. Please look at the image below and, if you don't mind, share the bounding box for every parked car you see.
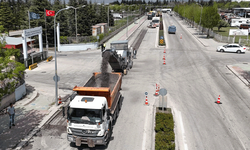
[168,25,176,34]
[216,44,246,53]
[239,24,250,29]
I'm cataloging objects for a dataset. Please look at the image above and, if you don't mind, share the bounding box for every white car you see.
[217,44,246,53]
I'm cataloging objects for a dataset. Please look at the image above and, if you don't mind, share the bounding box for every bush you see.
[155,112,175,150]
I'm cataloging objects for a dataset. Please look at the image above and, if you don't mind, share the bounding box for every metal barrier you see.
[47,56,53,62]
[29,63,37,70]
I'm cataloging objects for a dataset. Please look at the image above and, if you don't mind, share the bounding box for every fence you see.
[188,19,250,46]
[63,14,141,45]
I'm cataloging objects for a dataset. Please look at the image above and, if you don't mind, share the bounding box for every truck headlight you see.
[67,128,72,134]
[96,139,103,144]
[68,136,74,142]
[97,130,105,136]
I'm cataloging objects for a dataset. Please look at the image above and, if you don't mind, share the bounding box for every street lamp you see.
[54,6,72,106]
[197,3,203,36]
[69,5,86,40]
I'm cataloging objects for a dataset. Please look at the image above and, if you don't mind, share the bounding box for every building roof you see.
[96,23,107,26]
[92,25,101,28]
[0,36,35,45]
[232,8,250,10]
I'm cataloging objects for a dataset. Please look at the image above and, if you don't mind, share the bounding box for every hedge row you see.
[155,112,175,150]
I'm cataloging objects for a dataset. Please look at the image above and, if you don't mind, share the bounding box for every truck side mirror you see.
[70,93,77,101]
[107,109,110,116]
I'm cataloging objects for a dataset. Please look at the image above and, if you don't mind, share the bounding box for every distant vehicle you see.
[148,22,156,28]
[162,8,171,13]
[113,13,122,20]
[170,13,172,16]
[152,17,160,27]
[239,24,250,29]
[217,44,246,53]
[168,25,176,34]
[230,18,249,27]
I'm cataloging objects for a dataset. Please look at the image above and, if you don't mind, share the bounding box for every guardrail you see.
[29,63,37,70]
[47,56,53,62]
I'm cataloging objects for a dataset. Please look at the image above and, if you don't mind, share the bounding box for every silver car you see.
[217,44,246,53]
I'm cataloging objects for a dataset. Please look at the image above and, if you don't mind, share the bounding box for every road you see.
[23,13,250,150]
[163,13,250,150]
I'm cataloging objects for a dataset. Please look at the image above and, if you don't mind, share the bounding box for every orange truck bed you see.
[73,72,122,110]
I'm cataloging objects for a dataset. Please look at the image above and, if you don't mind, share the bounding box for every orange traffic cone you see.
[164,49,166,53]
[155,84,159,96]
[58,96,62,105]
[163,54,165,60]
[215,95,222,104]
[145,96,149,105]
[180,34,182,39]
[163,59,166,65]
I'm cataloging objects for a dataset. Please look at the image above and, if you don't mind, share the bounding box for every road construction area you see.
[1,13,250,150]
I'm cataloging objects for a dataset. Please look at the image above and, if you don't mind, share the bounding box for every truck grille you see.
[70,128,99,137]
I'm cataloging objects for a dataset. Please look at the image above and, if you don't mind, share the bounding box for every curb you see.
[173,14,208,47]
[21,90,38,106]
[226,65,249,86]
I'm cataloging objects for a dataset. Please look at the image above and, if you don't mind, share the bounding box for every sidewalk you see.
[0,85,61,150]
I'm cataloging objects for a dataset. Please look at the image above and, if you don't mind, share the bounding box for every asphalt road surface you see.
[23,13,250,150]
[163,13,250,150]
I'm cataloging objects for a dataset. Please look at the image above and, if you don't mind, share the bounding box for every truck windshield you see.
[68,108,102,124]
[111,43,128,50]
[152,20,159,23]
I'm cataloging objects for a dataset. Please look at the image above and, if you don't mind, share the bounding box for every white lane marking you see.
[179,112,188,150]
[142,109,149,150]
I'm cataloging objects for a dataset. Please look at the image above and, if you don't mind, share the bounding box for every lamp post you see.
[70,5,86,41]
[54,6,72,106]
[197,3,203,35]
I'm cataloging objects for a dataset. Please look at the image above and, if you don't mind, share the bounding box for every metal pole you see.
[54,7,70,106]
[197,4,203,36]
[44,8,48,51]
[108,6,109,30]
[75,8,77,40]
[127,7,128,38]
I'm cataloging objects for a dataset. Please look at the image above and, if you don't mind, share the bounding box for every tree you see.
[217,19,229,31]
[0,29,26,100]
[0,2,14,33]
[201,6,220,37]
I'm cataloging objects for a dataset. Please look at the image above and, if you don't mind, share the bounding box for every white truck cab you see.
[67,95,112,147]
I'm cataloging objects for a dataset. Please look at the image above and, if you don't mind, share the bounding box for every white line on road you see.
[142,108,149,150]
[179,111,188,150]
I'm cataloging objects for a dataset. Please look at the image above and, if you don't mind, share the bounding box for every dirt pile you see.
[100,51,110,87]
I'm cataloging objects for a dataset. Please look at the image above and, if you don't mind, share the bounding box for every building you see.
[92,25,101,36]
[232,8,250,18]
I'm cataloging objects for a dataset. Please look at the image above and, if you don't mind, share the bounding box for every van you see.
[168,25,176,34]
[152,17,160,27]
[240,24,250,29]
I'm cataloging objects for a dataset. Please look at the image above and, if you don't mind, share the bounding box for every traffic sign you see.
[53,75,60,82]
[159,88,167,96]
[145,92,148,95]
[160,36,164,39]
[160,39,164,44]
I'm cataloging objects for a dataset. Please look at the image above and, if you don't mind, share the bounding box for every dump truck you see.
[103,40,133,75]
[67,72,122,147]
